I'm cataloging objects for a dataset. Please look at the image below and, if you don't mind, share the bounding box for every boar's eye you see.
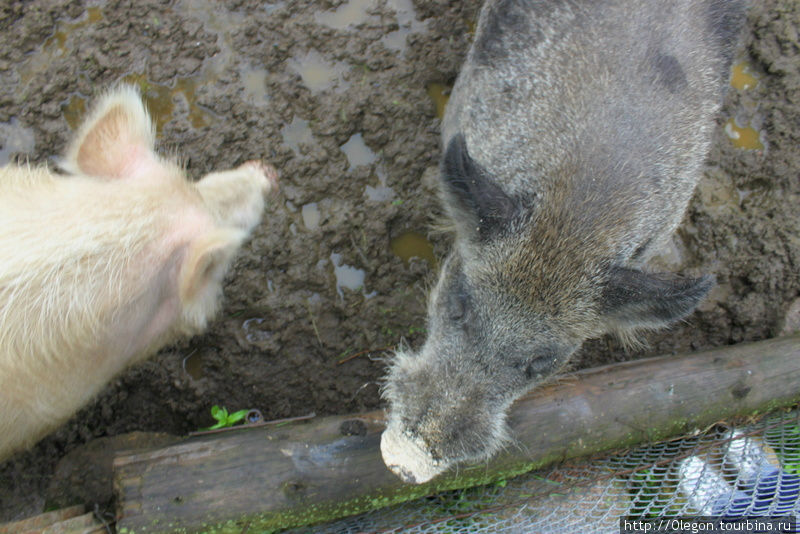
[524,358,551,380]
[518,349,560,381]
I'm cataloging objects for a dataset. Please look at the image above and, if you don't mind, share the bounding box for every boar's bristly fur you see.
[381,0,746,484]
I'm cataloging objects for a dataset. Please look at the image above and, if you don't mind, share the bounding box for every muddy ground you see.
[0,0,798,524]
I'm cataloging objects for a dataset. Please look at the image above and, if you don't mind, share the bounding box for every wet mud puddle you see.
[725,62,764,151]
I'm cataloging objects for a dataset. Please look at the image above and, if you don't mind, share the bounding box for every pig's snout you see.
[241,160,279,192]
[380,425,446,484]
[196,160,279,233]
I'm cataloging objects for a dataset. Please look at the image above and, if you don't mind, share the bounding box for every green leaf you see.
[228,410,249,425]
[210,405,225,422]
[199,405,253,431]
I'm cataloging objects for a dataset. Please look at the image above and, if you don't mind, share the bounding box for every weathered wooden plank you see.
[0,506,102,534]
[40,513,105,534]
[114,334,800,533]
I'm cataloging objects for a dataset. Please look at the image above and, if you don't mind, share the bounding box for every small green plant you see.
[202,405,249,430]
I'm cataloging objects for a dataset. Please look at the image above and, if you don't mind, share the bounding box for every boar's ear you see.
[179,228,247,310]
[440,134,519,241]
[599,266,714,331]
[62,85,156,180]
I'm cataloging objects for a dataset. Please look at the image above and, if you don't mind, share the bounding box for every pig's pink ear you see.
[178,229,247,325]
[62,85,156,180]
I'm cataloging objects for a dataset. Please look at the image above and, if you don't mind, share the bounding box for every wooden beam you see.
[0,505,105,534]
[114,334,800,533]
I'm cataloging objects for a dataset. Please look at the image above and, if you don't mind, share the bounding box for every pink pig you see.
[0,86,276,460]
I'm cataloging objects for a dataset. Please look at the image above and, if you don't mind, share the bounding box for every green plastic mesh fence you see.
[291,409,800,533]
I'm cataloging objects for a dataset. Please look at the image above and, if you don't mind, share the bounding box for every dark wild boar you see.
[381,0,746,483]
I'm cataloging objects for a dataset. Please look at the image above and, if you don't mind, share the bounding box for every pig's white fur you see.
[0,86,273,460]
